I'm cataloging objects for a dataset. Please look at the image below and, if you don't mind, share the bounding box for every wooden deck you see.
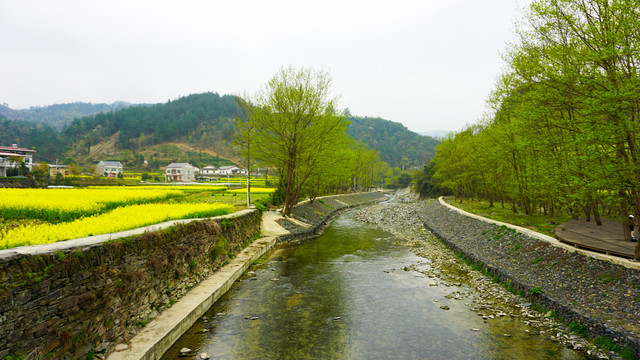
[555,218,639,259]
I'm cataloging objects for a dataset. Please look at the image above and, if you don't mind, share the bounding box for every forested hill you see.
[2,93,439,169]
[0,115,65,164]
[63,93,240,152]
[0,102,133,130]
[347,116,439,168]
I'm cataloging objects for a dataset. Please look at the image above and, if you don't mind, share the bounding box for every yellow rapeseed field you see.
[0,186,229,222]
[0,202,233,249]
[0,187,185,221]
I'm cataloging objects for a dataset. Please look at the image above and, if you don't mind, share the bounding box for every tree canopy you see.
[427,0,640,257]
[237,67,386,215]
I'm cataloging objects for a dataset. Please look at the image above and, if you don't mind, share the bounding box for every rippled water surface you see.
[163,211,585,359]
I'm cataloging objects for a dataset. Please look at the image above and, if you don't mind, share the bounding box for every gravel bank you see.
[355,191,640,359]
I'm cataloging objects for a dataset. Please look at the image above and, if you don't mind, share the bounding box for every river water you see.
[162,210,585,359]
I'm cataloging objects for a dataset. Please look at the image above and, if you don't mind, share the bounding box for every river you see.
[162,209,586,359]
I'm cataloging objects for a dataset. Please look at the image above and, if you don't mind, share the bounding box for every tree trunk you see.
[620,199,632,242]
[593,204,602,226]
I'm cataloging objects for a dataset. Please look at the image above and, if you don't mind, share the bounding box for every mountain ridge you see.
[1,93,439,170]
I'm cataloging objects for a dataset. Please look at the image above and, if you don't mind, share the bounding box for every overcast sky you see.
[1,0,530,134]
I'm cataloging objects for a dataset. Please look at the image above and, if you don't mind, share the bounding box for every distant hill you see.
[0,101,134,130]
[347,116,439,169]
[0,114,65,164]
[1,93,439,170]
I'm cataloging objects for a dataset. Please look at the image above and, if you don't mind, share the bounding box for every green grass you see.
[163,191,270,211]
[568,320,587,336]
[448,198,571,237]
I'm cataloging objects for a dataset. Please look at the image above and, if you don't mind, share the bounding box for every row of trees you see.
[234,66,387,215]
[428,0,640,257]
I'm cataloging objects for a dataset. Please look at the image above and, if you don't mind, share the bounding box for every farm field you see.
[0,185,274,250]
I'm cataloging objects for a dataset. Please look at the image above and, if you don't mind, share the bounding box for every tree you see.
[430,0,640,258]
[240,66,350,216]
[234,97,257,207]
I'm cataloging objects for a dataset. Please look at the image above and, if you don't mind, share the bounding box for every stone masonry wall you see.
[420,200,640,358]
[275,191,390,241]
[0,210,261,360]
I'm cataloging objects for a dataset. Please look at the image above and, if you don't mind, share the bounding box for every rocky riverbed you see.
[355,190,636,359]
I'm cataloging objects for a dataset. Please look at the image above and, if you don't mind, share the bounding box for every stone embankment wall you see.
[420,200,640,358]
[0,210,261,359]
[276,191,390,240]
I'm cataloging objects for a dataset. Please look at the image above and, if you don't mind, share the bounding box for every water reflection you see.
[163,211,585,359]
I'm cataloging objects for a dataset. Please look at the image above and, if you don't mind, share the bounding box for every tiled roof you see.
[98,161,123,166]
[166,163,193,168]
[0,146,36,152]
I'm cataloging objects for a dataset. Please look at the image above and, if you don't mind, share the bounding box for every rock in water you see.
[180,348,194,357]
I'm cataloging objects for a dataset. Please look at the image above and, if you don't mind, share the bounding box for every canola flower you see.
[0,202,233,249]
[226,187,276,194]
[0,188,185,222]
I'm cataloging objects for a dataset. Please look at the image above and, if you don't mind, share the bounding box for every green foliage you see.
[0,115,65,163]
[528,286,544,295]
[254,200,267,213]
[2,353,25,360]
[414,161,449,198]
[428,0,640,242]
[239,66,352,215]
[568,321,587,336]
[620,347,636,360]
[55,250,65,261]
[530,257,544,265]
[252,256,267,265]
[64,93,240,151]
[346,116,439,168]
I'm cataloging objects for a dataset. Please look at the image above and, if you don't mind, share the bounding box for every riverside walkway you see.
[555,218,638,259]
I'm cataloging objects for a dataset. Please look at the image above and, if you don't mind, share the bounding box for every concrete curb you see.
[1,209,256,257]
[107,235,279,360]
[439,197,640,270]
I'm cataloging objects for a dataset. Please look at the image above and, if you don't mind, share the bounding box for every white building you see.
[216,165,240,176]
[165,162,196,182]
[96,161,124,178]
[200,165,217,176]
[0,144,36,177]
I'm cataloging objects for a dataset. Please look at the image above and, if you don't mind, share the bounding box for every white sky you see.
[0,0,529,133]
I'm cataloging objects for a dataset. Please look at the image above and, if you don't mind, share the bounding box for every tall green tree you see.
[431,0,640,258]
[240,66,350,216]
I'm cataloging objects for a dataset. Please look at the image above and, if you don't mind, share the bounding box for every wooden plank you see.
[555,219,638,259]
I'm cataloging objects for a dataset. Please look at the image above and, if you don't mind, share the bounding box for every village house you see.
[197,165,218,181]
[96,160,124,177]
[48,164,70,177]
[0,144,36,177]
[200,165,217,176]
[216,165,240,176]
[165,162,196,182]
